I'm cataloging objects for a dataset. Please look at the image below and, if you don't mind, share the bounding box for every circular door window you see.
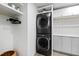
[37,15,50,29]
[39,17,48,28]
[38,37,48,49]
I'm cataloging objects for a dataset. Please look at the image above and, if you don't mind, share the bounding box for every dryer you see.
[36,12,52,34]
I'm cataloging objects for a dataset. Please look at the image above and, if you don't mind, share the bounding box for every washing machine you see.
[36,12,52,34]
[36,34,52,56]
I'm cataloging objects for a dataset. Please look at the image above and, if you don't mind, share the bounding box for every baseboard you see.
[53,50,78,56]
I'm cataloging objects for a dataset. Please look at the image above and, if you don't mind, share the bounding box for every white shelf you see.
[54,25,79,27]
[54,14,79,20]
[0,4,23,17]
[53,34,79,37]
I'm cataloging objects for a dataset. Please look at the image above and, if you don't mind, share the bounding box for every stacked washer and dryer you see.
[36,5,52,56]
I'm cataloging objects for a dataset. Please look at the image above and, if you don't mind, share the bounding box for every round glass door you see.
[39,17,48,28]
[38,37,48,49]
[37,15,49,29]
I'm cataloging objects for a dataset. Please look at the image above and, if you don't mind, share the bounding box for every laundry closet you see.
[36,4,53,56]
[53,3,79,56]
[24,3,53,56]
[0,3,53,56]
[0,3,27,56]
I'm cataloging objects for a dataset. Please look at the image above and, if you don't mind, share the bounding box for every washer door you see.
[37,37,50,50]
[37,14,50,29]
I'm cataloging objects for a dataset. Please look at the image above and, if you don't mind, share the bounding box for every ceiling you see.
[34,3,52,8]
[53,3,79,10]
[34,3,79,10]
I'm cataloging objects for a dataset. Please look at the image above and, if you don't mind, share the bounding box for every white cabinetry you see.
[71,37,79,55]
[53,36,72,54]
[53,35,79,55]
[54,5,79,55]
[62,36,71,53]
[53,35,63,51]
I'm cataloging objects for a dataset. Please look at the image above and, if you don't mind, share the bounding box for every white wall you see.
[26,3,37,56]
[12,3,37,56]
[0,15,13,51]
[13,4,27,56]
[0,4,27,56]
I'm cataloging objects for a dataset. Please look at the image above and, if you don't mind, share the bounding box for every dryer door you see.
[37,37,50,50]
[37,14,50,29]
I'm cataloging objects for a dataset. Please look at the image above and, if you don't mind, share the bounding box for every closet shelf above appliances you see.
[37,11,52,14]
[37,5,53,14]
[0,4,23,17]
